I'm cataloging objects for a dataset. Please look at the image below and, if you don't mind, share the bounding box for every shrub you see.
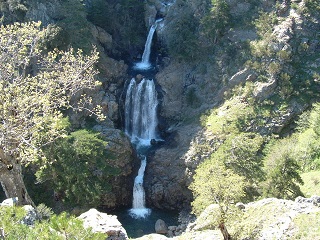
[37,129,120,207]
[0,206,105,239]
[263,137,304,199]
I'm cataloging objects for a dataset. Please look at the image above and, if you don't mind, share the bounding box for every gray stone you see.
[1,197,18,206]
[21,205,38,226]
[235,202,246,210]
[155,219,168,234]
[78,208,128,239]
[229,68,252,86]
[253,78,277,101]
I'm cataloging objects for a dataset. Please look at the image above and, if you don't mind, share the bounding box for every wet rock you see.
[155,219,168,234]
[136,74,144,82]
[150,138,157,145]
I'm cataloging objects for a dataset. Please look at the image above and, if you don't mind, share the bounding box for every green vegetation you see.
[300,171,320,197]
[201,0,231,44]
[190,157,245,215]
[291,212,320,239]
[36,129,119,206]
[0,206,105,239]
[190,157,245,239]
[166,4,200,61]
[262,137,304,199]
[56,0,93,53]
[0,21,102,205]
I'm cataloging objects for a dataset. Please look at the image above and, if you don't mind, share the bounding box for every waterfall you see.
[125,78,158,146]
[125,78,159,219]
[134,22,158,70]
[128,156,151,218]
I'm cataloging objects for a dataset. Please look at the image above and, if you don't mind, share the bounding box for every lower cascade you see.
[125,78,159,219]
[128,156,151,218]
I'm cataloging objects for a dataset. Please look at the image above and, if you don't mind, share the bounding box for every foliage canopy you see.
[37,129,120,206]
[0,21,102,205]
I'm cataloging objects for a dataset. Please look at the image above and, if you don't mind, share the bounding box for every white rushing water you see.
[125,78,159,219]
[128,157,151,218]
[134,21,160,70]
[125,78,158,146]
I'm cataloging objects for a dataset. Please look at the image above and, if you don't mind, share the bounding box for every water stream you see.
[133,19,162,71]
[125,77,158,219]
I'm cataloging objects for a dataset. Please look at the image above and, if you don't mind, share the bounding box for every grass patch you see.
[291,212,320,240]
[300,171,320,197]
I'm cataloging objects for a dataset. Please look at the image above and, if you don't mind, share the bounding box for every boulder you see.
[1,197,18,206]
[21,205,38,226]
[253,78,277,101]
[155,219,168,234]
[228,68,253,86]
[0,200,38,226]
[78,208,128,240]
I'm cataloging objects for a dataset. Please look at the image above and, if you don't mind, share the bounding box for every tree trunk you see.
[219,222,231,240]
[0,155,34,206]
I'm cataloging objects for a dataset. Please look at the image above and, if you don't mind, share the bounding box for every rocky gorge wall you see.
[1,0,319,212]
[142,0,320,210]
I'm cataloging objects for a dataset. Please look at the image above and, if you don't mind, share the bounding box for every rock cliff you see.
[1,0,319,214]
[144,0,319,209]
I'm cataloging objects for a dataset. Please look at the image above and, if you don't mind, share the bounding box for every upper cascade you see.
[134,19,162,71]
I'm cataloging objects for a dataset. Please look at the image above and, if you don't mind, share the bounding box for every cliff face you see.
[144,0,320,209]
[2,0,319,210]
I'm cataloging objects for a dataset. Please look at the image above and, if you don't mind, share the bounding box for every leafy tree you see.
[36,129,120,207]
[200,0,231,43]
[190,157,245,240]
[291,103,320,171]
[215,132,265,199]
[166,7,200,61]
[263,137,304,199]
[0,22,102,205]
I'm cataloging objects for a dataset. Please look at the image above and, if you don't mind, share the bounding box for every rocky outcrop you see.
[93,125,134,208]
[78,208,128,240]
[183,196,320,240]
[145,123,202,209]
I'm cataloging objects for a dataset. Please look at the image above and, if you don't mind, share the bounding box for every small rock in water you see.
[150,139,157,145]
[136,74,144,82]
[155,219,168,234]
